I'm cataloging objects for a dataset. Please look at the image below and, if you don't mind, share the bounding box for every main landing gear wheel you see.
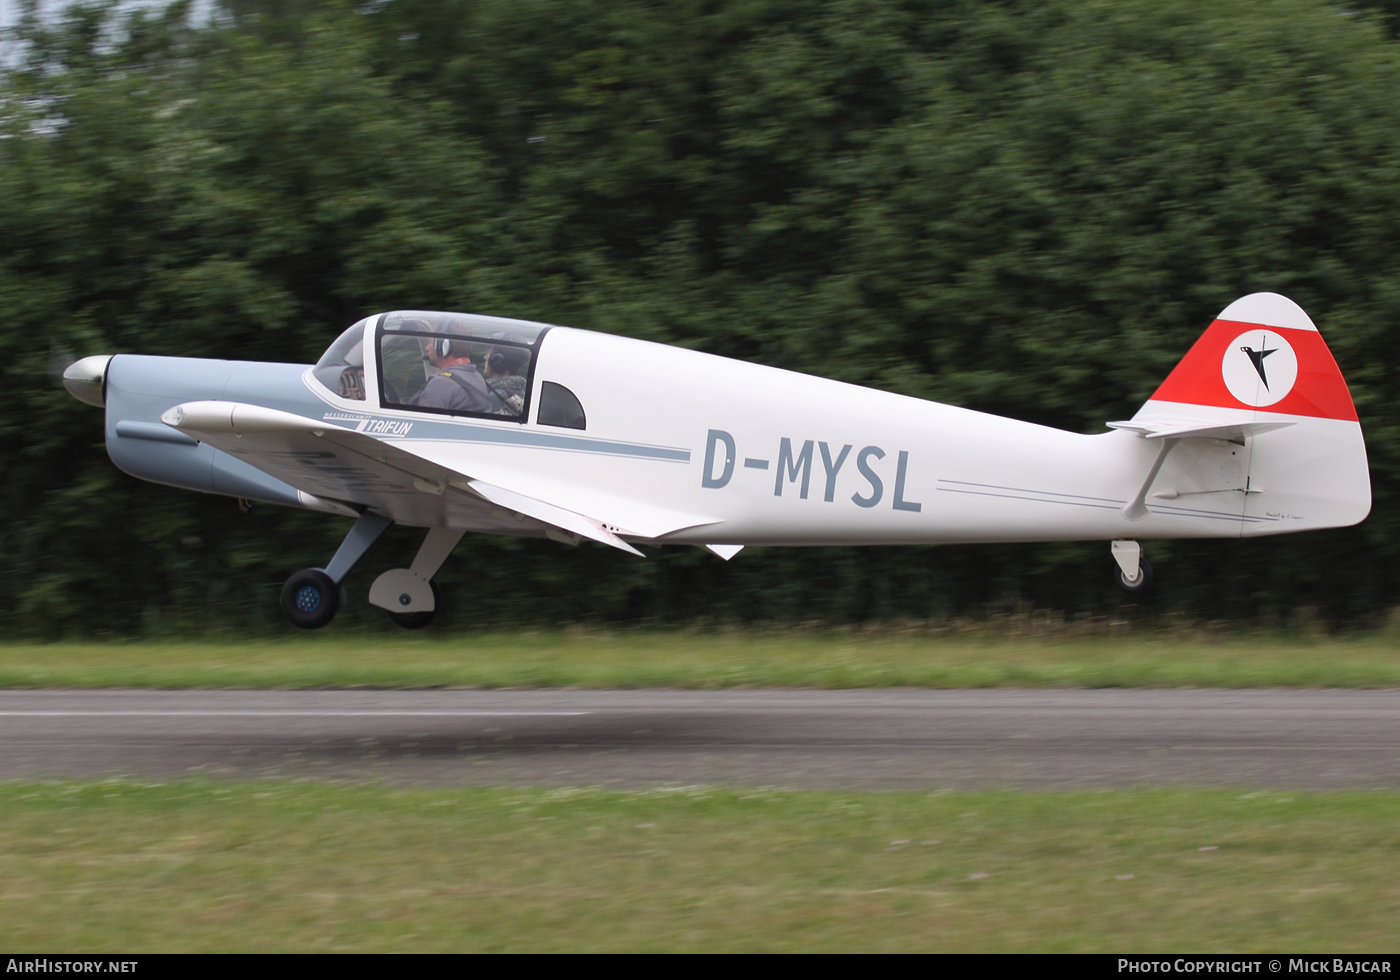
[1114,556,1153,594]
[280,568,340,629]
[388,582,437,630]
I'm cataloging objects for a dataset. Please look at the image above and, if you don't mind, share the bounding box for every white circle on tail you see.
[1222,329,1298,407]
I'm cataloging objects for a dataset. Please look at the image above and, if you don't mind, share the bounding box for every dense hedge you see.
[3,0,1399,633]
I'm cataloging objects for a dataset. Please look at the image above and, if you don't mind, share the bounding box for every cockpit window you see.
[537,381,586,430]
[377,310,547,420]
[312,318,370,400]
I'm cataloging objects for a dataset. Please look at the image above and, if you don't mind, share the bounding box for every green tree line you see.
[3,0,1399,634]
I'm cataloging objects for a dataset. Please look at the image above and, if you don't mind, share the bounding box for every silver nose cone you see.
[62,354,113,407]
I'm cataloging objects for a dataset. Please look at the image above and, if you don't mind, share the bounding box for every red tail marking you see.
[1150,318,1358,421]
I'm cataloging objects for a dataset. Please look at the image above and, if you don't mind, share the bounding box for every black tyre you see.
[280,568,340,629]
[388,582,437,630]
[1114,556,1154,594]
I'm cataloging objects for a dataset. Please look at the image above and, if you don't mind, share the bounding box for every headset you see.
[487,350,508,374]
[433,336,455,358]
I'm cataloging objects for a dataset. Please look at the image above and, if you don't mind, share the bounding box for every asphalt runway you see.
[1,688,1398,789]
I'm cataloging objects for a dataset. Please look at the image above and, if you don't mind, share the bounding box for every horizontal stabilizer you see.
[1107,418,1294,442]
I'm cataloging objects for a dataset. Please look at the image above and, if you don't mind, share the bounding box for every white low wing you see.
[395,440,709,541]
[160,401,717,556]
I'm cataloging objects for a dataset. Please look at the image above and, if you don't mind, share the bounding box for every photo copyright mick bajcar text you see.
[1120,962,1392,975]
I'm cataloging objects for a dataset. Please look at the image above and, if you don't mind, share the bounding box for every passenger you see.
[407,334,498,413]
[482,346,529,415]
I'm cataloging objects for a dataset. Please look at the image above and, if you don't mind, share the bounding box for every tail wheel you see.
[1114,556,1154,594]
[280,568,340,629]
[388,582,438,630]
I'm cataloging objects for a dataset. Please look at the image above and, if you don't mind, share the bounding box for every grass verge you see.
[0,631,1398,688]
[0,780,1395,951]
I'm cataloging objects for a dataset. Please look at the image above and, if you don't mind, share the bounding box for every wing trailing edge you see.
[460,478,643,556]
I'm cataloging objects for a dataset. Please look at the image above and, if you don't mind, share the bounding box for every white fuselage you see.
[298,325,1367,546]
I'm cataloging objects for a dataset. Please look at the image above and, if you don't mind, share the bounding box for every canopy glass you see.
[311,318,371,400]
[312,311,551,415]
[378,311,547,420]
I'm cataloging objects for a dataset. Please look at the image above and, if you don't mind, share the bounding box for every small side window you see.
[537,382,586,430]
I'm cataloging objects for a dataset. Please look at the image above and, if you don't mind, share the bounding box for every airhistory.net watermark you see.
[5,961,136,974]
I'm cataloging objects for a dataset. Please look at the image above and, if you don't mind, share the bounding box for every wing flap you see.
[462,479,644,556]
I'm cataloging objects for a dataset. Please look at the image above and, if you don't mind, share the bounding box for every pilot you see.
[408,334,499,413]
[482,346,529,415]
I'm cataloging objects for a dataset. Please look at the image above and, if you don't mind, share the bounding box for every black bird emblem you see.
[1240,341,1277,390]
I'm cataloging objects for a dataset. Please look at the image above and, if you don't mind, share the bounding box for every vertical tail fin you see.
[1141,293,1357,422]
[1130,293,1368,534]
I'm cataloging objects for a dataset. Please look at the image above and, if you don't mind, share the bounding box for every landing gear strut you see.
[368,528,464,629]
[279,512,393,629]
[1111,539,1153,594]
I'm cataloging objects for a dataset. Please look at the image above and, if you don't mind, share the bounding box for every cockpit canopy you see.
[313,311,551,421]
